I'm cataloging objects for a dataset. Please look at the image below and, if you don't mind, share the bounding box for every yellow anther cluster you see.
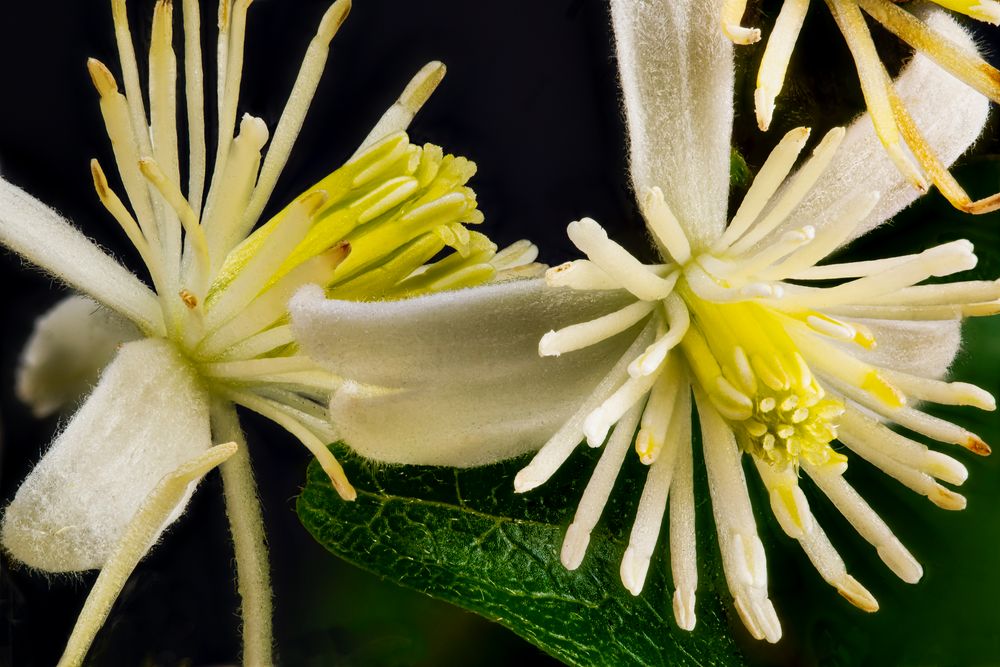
[734,387,846,469]
[679,288,847,470]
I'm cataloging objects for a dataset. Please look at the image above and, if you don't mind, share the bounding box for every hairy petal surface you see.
[1,338,212,572]
[781,10,989,243]
[290,280,637,466]
[0,178,165,334]
[848,318,963,378]
[16,295,142,418]
[611,0,734,247]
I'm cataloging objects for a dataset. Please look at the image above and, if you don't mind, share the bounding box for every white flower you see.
[723,0,1000,214]
[0,0,534,663]
[290,0,998,644]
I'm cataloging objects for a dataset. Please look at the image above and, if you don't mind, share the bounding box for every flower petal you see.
[0,178,165,335]
[290,280,639,466]
[1,338,212,572]
[844,318,961,379]
[610,0,733,247]
[783,10,989,243]
[16,295,142,418]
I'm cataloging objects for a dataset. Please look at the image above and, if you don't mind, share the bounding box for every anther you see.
[179,289,198,309]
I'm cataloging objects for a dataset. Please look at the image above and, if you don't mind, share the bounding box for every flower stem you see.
[212,399,275,666]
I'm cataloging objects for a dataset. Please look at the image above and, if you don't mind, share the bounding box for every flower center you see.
[678,285,846,469]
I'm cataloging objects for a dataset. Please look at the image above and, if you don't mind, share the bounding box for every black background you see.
[0,1,998,666]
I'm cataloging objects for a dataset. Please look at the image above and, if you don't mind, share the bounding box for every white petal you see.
[16,295,142,417]
[610,0,733,247]
[841,318,961,379]
[291,280,639,466]
[782,10,988,243]
[290,279,633,387]
[0,178,165,335]
[1,338,212,572]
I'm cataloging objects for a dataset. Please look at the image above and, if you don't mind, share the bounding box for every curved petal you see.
[841,318,962,379]
[290,280,639,466]
[0,178,165,335]
[1,338,212,572]
[611,0,734,247]
[782,10,989,243]
[16,295,142,418]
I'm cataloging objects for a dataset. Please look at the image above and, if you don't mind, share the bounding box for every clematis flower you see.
[290,0,998,644]
[723,0,1000,214]
[0,0,534,663]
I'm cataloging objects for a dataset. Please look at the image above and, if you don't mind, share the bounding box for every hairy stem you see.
[212,399,275,666]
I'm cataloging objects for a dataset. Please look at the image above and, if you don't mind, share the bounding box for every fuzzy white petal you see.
[1,338,212,572]
[290,280,639,466]
[16,295,142,418]
[610,0,733,247]
[0,178,165,334]
[781,10,989,243]
[845,318,962,379]
[290,279,633,387]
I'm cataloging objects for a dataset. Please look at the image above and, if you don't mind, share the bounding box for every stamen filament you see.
[205,192,326,330]
[830,375,990,455]
[635,356,683,464]
[721,0,762,43]
[567,218,679,301]
[717,127,811,251]
[838,413,968,509]
[197,242,350,357]
[858,0,1000,102]
[540,300,655,357]
[217,324,294,361]
[697,389,781,643]
[583,366,662,447]
[244,0,351,228]
[621,394,685,595]
[805,462,923,583]
[545,260,620,291]
[777,240,977,308]
[515,324,656,493]
[879,369,996,410]
[149,0,183,287]
[889,86,1000,214]
[562,403,644,570]
[755,0,810,131]
[825,0,928,190]
[640,186,691,265]
[204,355,321,380]
[628,295,690,378]
[87,59,160,254]
[357,60,447,154]
[225,388,356,500]
[762,191,880,280]
[202,115,270,267]
[209,0,252,204]
[182,0,207,213]
[110,0,154,157]
[668,395,697,631]
[90,159,168,297]
[729,127,846,255]
[138,158,212,298]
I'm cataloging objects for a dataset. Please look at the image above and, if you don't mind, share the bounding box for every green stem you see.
[212,399,275,666]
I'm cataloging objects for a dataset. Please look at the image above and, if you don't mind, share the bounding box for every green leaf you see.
[297,439,748,667]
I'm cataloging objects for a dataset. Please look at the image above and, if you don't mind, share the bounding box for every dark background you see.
[0,1,998,666]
